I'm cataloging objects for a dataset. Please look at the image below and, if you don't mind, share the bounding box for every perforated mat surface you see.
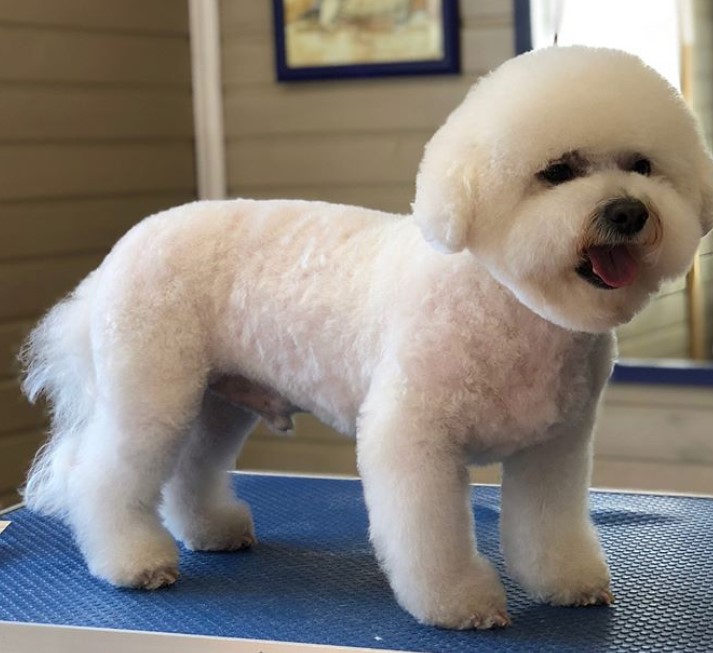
[1,473,712,652]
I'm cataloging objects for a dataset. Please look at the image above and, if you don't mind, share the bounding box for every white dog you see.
[21,46,713,630]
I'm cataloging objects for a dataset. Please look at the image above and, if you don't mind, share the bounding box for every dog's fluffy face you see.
[413,46,713,332]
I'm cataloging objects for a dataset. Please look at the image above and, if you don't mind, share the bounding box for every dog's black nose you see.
[600,198,649,235]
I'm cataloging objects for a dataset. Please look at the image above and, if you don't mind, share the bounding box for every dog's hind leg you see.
[161,389,259,551]
[65,340,209,590]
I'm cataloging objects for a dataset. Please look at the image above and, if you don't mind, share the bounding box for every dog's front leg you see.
[357,389,509,629]
[500,420,612,607]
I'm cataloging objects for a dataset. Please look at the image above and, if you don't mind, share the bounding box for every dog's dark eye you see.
[630,158,651,176]
[539,163,575,185]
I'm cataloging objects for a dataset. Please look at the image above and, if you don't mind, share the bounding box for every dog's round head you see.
[413,46,713,332]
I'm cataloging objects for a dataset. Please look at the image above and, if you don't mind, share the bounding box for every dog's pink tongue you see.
[587,245,638,288]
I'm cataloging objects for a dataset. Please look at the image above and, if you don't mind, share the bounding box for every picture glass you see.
[281,0,448,69]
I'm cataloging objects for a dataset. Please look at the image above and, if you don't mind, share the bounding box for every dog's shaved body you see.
[20,46,713,630]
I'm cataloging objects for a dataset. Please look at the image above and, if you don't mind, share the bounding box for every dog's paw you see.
[509,550,612,608]
[458,609,511,631]
[399,560,510,630]
[88,539,180,590]
[134,564,181,590]
[176,501,256,552]
[515,572,614,608]
[547,586,614,607]
[505,524,613,609]
[415,585,510,630]
[417,600,511,631]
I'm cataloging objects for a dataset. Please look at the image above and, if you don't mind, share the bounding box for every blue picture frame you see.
[513,0,532,54]
[272,0,460,82]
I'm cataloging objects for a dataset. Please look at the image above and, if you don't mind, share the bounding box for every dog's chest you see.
[470,334,594,449]
[400,279,609,458]
[469,334,598,455]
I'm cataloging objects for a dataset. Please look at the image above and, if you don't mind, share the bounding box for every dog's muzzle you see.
[577,198,649,290]
[598,197,649,236]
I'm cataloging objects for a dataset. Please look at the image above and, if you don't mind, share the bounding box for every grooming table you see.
[1,473,712,653]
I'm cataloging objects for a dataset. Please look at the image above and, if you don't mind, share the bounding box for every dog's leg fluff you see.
[63,311,209,589]
[161,391,258,551]
[23,266,213,589]
[500,418,612,606]
[357,368,509,630]
[20,273,98,517]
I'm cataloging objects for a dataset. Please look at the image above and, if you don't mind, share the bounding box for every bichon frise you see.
[21,46,713,629]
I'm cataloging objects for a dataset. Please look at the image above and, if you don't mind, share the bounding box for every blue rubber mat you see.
[1,473,712,652]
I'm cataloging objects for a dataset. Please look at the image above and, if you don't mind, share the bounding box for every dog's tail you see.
[19,271,98,517]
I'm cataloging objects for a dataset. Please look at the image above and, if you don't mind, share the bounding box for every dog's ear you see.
[411,124,478,254]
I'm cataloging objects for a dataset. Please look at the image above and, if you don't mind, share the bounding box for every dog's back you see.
[20,198,406,515]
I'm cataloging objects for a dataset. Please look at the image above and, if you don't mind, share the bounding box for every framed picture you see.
[272,0,460,81]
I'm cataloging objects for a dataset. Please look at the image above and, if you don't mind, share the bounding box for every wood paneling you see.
[0,3,195,498]
[460,0,516,22]
[0,380,44,435]
[617,254,713,358]
[221,37,276,87]
[459,24,514,73]
[239,434,358,477]
[0,87,192,142]
[223,80,471,137]
[220,1,273,37]
[0,320,31,379]
[617,281,688,357]
[236,183,414,213]
[0,193,194,262]
[618,291,685,339]
[0,255,103,322]
[0,429,44,498]
[598,405,713,464]
[701,231,713,255]
[0,26,190,86]
[617,323,688,359]
[592,457,713,495]
[0,0,188,34]
[0,490,21,510]
[0,143,194,202]
[227,133,426,188]
[701,245,713,354]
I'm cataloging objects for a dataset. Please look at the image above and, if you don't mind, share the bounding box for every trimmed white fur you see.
[21,47,713,629]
